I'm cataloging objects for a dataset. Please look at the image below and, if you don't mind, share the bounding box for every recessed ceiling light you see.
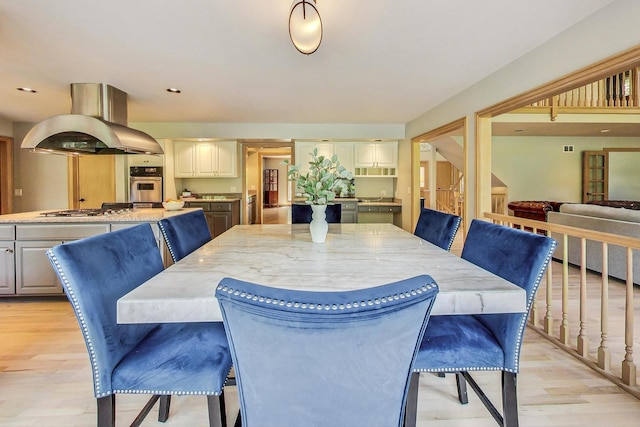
[600,129,610,133]
[166,88,181,93]
[17,87,37,93]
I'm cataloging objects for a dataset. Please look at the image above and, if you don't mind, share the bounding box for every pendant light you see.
[289,0,322,55]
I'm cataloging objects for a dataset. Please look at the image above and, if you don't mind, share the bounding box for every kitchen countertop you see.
[357,200,402,207]
[293,197,401,206]
[0,208,201,224]
[181,198,242,202]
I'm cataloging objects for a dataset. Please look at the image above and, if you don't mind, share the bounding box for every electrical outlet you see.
[230,187,237,192]
[14,188,22,196]
[407,187,411,195]
[380,190,387,197]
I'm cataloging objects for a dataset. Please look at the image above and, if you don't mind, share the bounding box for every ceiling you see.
[0,0,617,125]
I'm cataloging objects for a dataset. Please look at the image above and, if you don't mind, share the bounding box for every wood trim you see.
[0,136,14,214]
[475,116,492,220]
[510,106,640,115]
[603,147,640,152]
[67,156,79,209]
[484,212,640,252]
[478,44,640,117]
[411,117,466,142]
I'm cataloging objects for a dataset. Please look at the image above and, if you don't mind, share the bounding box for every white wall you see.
[406,0,640,221]
[609,151,640,199]
[13,122,68,212]
[355,178,395,199]
[492,136,640,203]
[0,119,12,136]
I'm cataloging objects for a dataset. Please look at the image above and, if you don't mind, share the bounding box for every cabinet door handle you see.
[5,248,13,253]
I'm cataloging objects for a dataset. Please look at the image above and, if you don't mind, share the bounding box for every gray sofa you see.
[547,203,640,285]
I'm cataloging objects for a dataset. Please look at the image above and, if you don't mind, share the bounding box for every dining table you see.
[117,223,526,324]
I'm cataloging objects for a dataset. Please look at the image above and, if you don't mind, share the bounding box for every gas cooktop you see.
[40,208,132,217]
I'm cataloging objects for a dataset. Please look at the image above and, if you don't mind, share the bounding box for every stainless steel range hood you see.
[21,83,163,155]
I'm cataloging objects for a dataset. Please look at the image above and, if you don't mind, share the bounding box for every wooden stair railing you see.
[484,212,640,399]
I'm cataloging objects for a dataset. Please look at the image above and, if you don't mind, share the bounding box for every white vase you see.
[310,204,328,243]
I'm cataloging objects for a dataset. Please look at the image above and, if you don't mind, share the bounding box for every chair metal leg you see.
[97,395,115,427]
[455,372,469,404]
[158,395,171,422]
[208,391,227,427]
[502,372,519,427]
[404,372,420,427]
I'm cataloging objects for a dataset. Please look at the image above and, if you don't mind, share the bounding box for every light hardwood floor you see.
[2,295,640,426]
[262,205,290,224]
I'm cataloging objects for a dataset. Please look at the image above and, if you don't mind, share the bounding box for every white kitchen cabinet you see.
[354,142,397,168]
[16,241,64,295]
[295,142,355,174]
[333,142,354,174]
[0,241,15,295]
[174,140,237,178]
[174,141,197,177]
[295,142,335,174]
[0,225,15,295]
[127,154,164,167]
[354,141,398,176]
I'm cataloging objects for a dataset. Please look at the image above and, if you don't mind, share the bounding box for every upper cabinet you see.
[174,140,237,178]
[295,142,355,175]
[128,140,165,167]
[294,141,397,177]
[295,142,335,174]
[127,154,164,167]
[353,142,397,176]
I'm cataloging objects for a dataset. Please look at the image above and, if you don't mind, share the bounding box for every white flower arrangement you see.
[285,148,353,205]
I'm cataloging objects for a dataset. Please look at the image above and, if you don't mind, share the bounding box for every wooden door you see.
[68,156,116,209]
[582,151,608,202]
[0,137,14,214]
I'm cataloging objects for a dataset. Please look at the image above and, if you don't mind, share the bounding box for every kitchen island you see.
[0,208,201,297]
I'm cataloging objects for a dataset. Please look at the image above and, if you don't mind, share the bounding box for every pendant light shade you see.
[289,0,322,55]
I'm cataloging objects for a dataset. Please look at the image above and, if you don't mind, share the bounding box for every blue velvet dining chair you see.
[291,203,342,223]
[216,275,439,427]
[413,207,462,251]
[158,209,212,263]
[46,223,232,427]
[405,219,556,427]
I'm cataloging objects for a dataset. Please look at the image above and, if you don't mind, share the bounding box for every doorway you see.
[0,136,14,214]
[68,155,116,209]
[241,140,294,224]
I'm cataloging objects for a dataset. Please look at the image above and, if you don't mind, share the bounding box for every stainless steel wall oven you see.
[129,166,163,203]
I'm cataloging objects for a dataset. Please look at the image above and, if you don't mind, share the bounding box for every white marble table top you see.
[117,223,526,324]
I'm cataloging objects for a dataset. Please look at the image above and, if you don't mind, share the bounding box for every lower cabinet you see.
[247,195,257,225]
[0,223,163,297]
[338,201,358,223]
[357,205,402,227]
[0,241,15,295]
[186,201,241,238]
[16,241,64,295]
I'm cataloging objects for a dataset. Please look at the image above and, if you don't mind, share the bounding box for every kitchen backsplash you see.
[353,177,395,198]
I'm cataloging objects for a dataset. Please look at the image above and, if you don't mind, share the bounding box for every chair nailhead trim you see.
[49,248,230,399]
[158,222,178,263]
[217,283,436,311]
[47,250,104,396]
